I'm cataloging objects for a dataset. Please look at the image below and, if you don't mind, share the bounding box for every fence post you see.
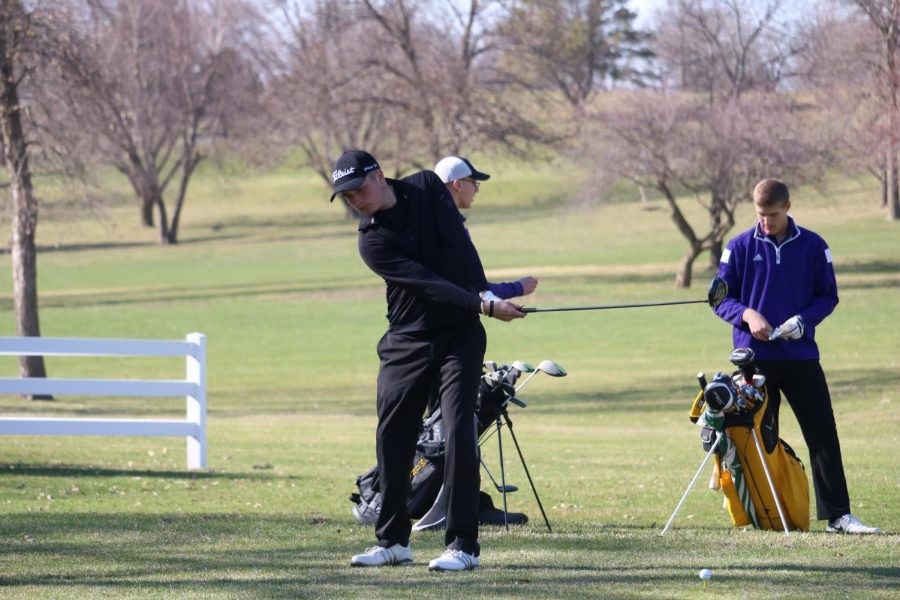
[185,332,207,469]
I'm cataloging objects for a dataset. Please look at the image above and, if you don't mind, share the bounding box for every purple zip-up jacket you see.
[714,217,838,360]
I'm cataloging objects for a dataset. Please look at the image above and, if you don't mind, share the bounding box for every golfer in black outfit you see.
[331,150,525,571]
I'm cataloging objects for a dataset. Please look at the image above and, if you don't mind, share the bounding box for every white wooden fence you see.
[0,333,207,469]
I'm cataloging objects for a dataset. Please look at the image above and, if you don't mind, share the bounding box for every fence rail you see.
[0,333,207,469]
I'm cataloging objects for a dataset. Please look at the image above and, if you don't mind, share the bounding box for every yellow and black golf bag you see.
[688,349,810,532]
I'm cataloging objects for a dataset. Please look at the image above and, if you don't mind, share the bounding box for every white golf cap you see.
[433,156,491,183]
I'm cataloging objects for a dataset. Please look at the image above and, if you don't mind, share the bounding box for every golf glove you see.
[776,315,805,340]
[480,290,502,302]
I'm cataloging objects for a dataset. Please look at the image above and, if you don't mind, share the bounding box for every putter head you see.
[511,361,535,374]
[536,360,567,377]
[707,276,728,308]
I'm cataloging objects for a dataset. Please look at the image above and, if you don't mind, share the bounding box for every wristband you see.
[489,300,494,317]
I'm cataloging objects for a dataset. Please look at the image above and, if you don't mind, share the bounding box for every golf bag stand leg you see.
[661,431,722,535]
[495,415,510,531]
[502,411,552,532]
[749,428,790,535]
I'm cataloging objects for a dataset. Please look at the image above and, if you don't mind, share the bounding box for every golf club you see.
[480,457,518,493]
[521,276,728,314]
[515,359,567,393]
[511,361,535,374]
[483,360,498,372]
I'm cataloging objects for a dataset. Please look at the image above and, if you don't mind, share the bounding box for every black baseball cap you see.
[329,150,381,202]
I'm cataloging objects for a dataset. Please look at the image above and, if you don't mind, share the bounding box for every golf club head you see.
[728,347,755,368]
[483,360,498,373]
[500,366,520,387]
[511,361,535,374]
[707,276,728,307]
[729,347,756,384]
[536,360,567,377]
[498,381,516,397]
[497,484,518,493]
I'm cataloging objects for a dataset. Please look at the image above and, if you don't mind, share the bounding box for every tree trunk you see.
[708,239,722,271]
[887,154,900,221]
[141,195,155,227]
[167,153,202,244]
[887,149,898,221]
[675,248,700,288]
[156,194,171,244]
[0,13,51,399]
[136,173,170,243]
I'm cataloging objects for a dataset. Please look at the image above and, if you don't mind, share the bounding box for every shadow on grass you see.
[0,463,295,481]
[0,515,896,598]
[835,259,900,275]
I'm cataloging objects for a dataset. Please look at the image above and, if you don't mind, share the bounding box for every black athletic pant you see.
[755,360,850,520]
[373,319,485,555]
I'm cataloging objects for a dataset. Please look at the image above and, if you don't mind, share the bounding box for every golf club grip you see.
[522,299,708,313]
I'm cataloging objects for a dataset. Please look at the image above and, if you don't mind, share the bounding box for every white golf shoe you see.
[825,514,881,534]
[350,543,413,567]
[427,548,480,572]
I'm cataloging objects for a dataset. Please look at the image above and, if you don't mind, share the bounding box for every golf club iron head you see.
[483,360,498,373]
[707,276,728,308]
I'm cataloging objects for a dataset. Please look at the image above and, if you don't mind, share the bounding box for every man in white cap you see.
[434,156,538,300]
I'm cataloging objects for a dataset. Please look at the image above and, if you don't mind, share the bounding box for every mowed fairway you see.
[1,165,898,598]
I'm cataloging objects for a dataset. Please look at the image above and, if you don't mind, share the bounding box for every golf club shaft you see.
[480,457,502,490]
[515,371,540,392]
[523,299,709,313]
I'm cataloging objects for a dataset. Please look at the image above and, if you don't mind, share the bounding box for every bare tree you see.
[843,0,900,220]
[799,7,891,205]
[45,0,261,244]
[657,0,805,98]
[594,0,822,287]
[260,0,553,216]
[1,0,50,397]
[495,0,654,116]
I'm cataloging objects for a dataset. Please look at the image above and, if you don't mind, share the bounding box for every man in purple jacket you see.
[434,156,538,301]
[714,178,879,534]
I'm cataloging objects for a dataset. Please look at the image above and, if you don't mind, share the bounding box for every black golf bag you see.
[349,409,446,525]
[348,369,528,528]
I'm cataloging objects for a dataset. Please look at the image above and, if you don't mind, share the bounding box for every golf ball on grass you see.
[699,568,713,581]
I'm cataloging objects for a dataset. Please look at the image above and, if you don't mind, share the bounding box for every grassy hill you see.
[1,164,897,598]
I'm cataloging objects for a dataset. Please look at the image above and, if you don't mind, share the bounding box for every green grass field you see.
[1,164,898,598]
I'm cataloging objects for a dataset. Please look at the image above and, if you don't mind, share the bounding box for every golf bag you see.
[348,370,528,528]
[349,409,445,525]
[690,350,810,531]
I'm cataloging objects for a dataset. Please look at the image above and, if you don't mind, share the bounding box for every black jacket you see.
[358,170,488,332]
